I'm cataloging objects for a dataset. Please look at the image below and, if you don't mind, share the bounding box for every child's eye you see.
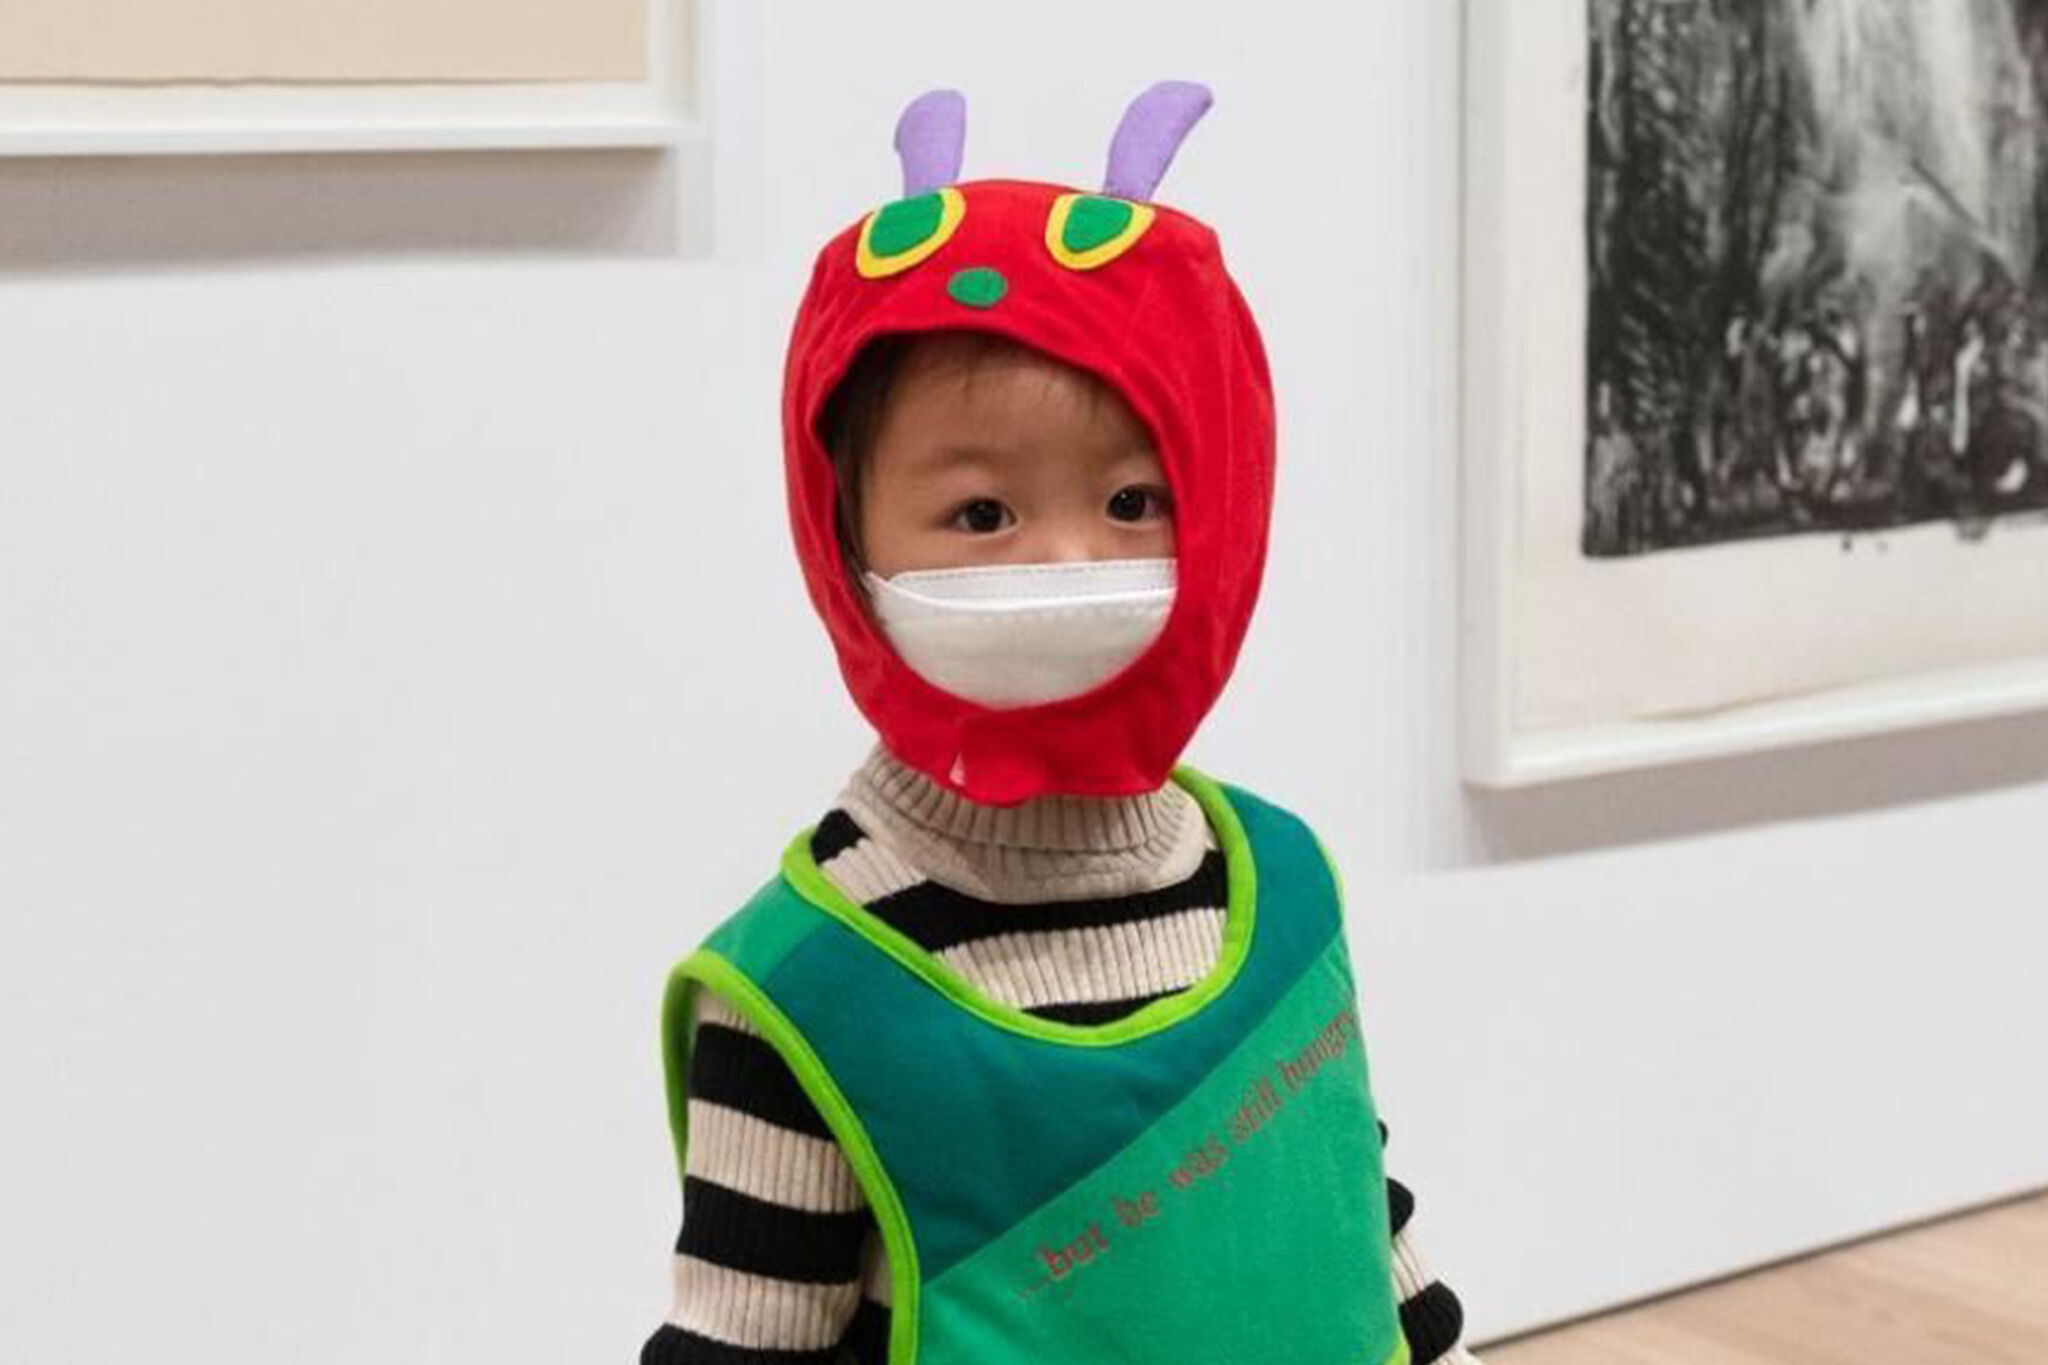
[1107,486,1172,523]
[949,498,1015,534]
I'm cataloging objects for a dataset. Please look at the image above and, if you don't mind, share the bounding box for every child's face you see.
[857,339,1175,578]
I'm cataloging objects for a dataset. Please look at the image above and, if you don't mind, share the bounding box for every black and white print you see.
[1586,0,2048,556]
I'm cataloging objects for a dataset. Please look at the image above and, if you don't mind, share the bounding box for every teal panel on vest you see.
[703,873,827,982]
[918,932,1400,1365]
[757,781,1341,1281]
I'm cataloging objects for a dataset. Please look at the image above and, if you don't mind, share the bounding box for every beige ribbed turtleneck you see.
[832,740,1214,903]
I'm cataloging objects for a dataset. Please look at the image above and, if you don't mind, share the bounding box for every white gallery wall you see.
[2,3,2043,1361]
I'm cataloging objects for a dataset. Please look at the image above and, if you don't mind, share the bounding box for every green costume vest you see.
[659,766,1409,1365]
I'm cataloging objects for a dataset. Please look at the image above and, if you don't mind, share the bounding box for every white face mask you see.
[862,558,1176,708]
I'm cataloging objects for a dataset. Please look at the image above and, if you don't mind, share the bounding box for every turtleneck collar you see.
[830,739,1211,903]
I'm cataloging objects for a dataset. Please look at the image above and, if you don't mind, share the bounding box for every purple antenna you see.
[894,89,966,197]
[1102,80,1213,201]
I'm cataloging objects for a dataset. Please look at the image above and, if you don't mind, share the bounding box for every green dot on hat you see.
[947,266,1008,309]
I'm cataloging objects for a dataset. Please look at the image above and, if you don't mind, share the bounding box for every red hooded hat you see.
[781,82,1276,805]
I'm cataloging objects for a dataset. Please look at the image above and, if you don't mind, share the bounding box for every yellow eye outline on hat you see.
[856,187,967,279]
[1045,192,1157,270]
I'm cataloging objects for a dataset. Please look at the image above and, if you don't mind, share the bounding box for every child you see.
[641,82,1480,1365]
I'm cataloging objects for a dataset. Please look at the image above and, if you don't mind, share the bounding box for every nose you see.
[1025,520,1103,564]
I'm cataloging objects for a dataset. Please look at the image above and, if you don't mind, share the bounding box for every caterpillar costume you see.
[659,83,1409,1365]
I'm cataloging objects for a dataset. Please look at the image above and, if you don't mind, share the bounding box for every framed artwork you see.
[0,0,698,155]
[1463,0,2048,787]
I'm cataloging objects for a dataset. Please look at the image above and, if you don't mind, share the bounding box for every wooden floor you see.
[1482,1190,2048,1364]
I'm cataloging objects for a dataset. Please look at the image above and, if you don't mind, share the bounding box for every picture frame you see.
[0,0,700,157]
[1461,0,2048,788]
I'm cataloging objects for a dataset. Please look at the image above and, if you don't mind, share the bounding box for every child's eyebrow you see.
[912,442,1014,472]
[908,435,1157,476]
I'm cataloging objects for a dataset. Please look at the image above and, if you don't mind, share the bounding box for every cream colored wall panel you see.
[0,0,646,82]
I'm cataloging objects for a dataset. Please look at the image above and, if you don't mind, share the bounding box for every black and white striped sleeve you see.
[640,986,876,1365]
[1380,1118,1485,1365]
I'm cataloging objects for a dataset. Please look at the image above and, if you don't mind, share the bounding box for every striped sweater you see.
[642,744,1478,1364]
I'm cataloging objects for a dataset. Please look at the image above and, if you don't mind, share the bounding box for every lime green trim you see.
[659,967,700,1185]
[663,948,924,1364]
[1309,826,1350,920]
[1384,1333,1412,1365]
[776,762,1257,1048]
